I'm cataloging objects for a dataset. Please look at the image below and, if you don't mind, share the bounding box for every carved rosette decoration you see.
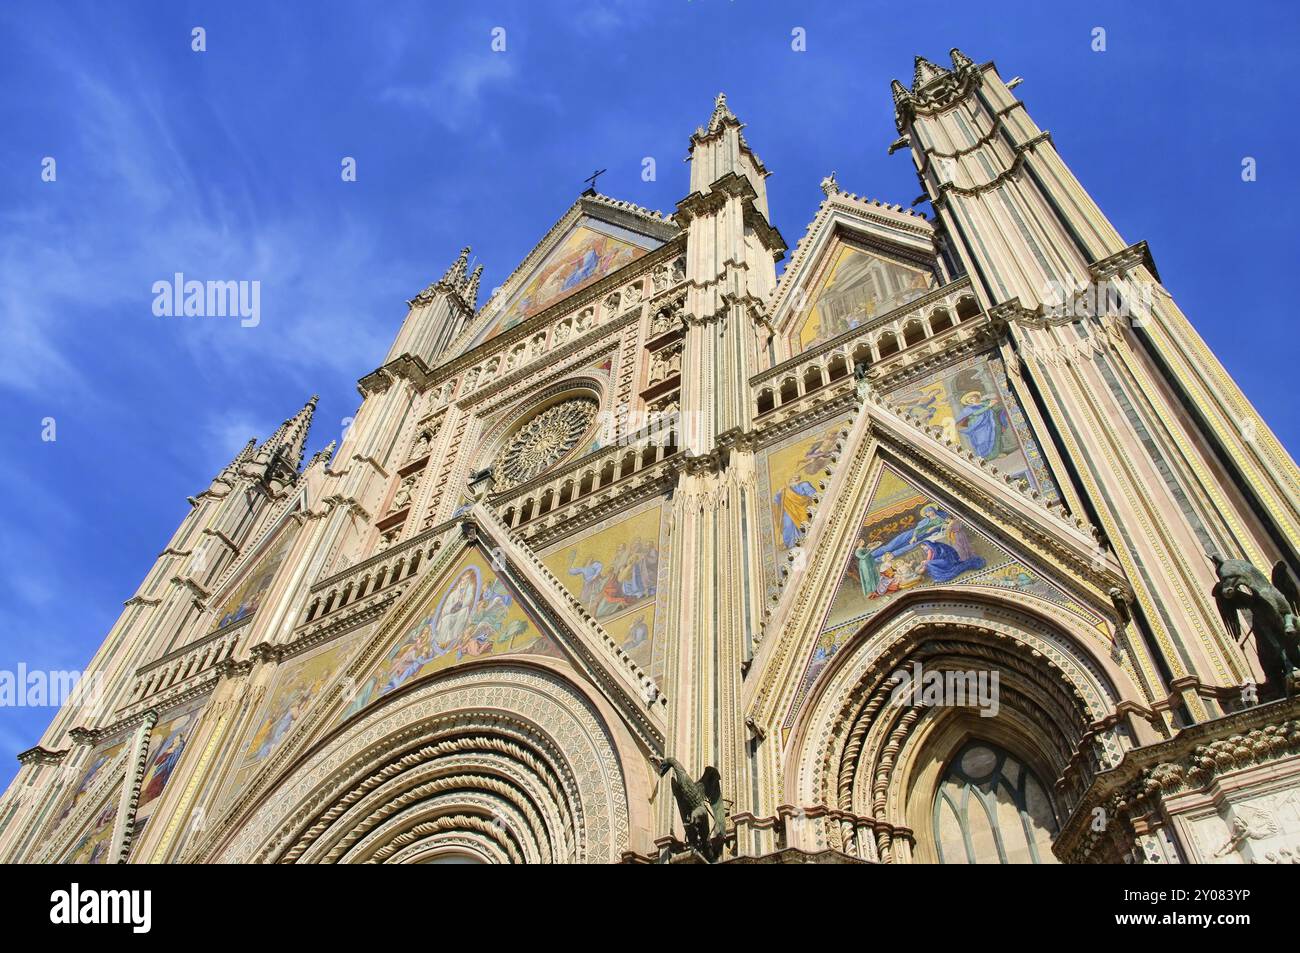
[493,397,598,489]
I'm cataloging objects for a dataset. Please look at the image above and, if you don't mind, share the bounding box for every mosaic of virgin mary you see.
[346,557,548,716]
[850,503,986,601]
[490,227,641,337]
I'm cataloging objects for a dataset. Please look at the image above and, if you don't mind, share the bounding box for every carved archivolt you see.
[211,665,630,863]
[785,600,1129,863]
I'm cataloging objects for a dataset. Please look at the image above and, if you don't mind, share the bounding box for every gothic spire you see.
[912,55,950,90]
[254,394,318,482]
[707,91,736,133]
[949,47,975,70]
[463,263,484,310]
[441,245,471,287]
[306,439,336,473]
[223,437,257,476]
[410,245,480,309]
[199,436,258,497]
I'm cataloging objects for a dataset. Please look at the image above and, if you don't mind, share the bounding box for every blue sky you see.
[0,0,1297,786]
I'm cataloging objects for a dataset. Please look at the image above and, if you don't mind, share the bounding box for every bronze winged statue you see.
[656,757,727,862]
[1211,554,1300,692]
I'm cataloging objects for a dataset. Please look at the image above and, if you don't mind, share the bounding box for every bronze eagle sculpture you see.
[656,757,727,862]
[1211,554,1300,692]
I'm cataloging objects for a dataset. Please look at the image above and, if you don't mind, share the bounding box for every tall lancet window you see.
[933,741,1059,864]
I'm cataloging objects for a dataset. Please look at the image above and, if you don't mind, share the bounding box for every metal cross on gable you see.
[582,168,606,194]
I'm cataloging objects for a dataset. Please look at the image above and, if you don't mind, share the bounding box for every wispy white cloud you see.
[379,51,518,131]
[202,412,264,461]
[0,62,405,404]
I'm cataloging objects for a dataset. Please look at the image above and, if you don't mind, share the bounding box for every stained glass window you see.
[933,740,1059,864]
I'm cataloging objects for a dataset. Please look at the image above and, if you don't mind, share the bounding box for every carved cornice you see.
[320,493,371,523]
[894,57,985,130]
[293,586,408,649]
[745,204,787,258]
[249,641,281,664]
[1089,240,1161,284]
[928,133,1052,199]
[15,745,67,766]
[135,618,248,679]
[753,389,858,451]
[357,353,434,397]
[199,528,241,553]
[674,187,730,224]
[1055,697,1300,862]
[171,575,211,601]
[114,679,218,727]
[454,318,628,414]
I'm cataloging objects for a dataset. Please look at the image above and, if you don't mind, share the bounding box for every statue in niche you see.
[391,476,416,511]
[408,428,434,461]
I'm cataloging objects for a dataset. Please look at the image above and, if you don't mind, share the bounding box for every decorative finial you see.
[463,263,484,308]
[912,55,950,90]
[706,91,736,133]
[820,171,839,197]
[441,246,471,286]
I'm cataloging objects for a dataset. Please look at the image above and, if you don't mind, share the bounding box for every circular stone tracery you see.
[493,396,598,488]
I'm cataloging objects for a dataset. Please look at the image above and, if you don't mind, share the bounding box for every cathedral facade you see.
[6,50,1300,865]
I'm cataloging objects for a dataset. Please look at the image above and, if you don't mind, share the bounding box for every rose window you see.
[493,397,598,489]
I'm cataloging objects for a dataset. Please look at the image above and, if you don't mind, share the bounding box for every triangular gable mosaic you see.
[49,737,127,835]
[783,465,1104,729]
[480,218,659,341]
[792,244,936,352]
[344,548,562,718]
